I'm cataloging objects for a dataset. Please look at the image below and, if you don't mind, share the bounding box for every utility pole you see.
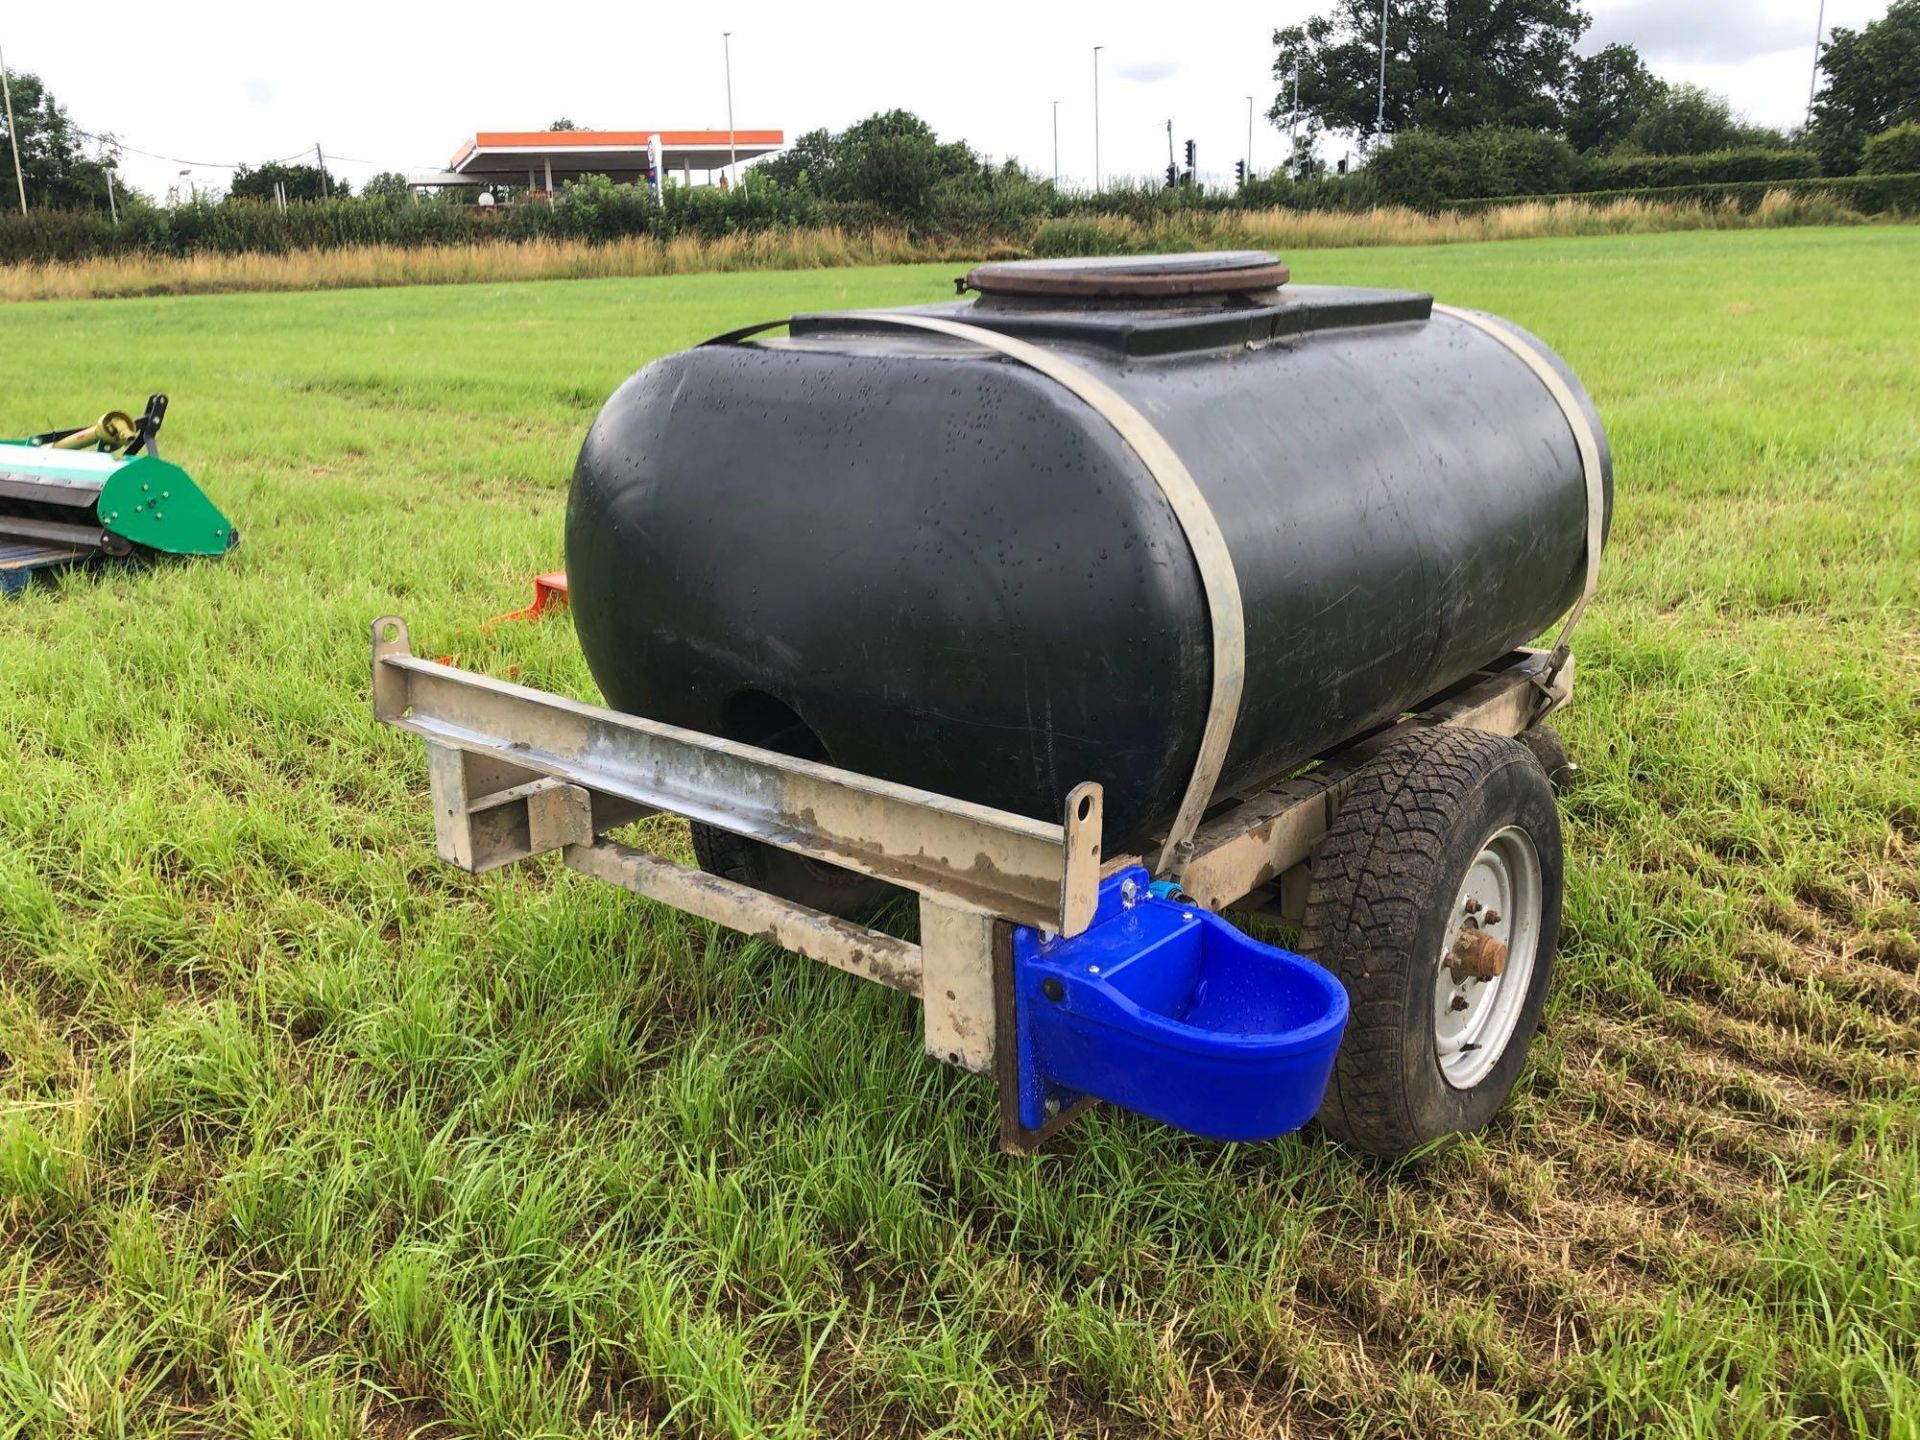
[1245,95,1254,181]
[106,165,117,224]
[1092,44,1104,191]
[1805,0,1828,129]
[316,143,330,198]
[1052,100,1059,188]
[723,32,738,188]
[1376,0,1389,138]
[1166,117,1175,170]
[0,42,25,216]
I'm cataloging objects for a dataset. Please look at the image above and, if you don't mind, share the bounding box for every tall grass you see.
[1031,189,1869,255]
[0,190,1877,303]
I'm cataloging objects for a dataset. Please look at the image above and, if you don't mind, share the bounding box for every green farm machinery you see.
[0,395,238,597]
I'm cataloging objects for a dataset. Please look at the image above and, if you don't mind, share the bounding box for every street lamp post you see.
[1287,64,1300,174]
[723,31,738,188]
[1805,0,1828,128]
[0,41,25,216]
[1245,95,1254,181]
[1093,45,1104,191]
[1376,0,1389,137]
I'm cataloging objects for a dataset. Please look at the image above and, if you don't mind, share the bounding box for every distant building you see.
[408,129,785,194]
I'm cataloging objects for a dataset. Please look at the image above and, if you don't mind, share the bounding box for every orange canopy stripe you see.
[451,130,784,168]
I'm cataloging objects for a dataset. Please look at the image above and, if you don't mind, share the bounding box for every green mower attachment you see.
[0,395,237,595]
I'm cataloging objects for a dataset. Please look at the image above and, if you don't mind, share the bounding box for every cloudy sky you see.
[5,0,1881,200]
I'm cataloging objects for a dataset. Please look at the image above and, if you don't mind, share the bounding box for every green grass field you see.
[1,226,1916,1438]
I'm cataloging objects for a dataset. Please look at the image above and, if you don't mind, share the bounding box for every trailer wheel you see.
[1299,728,1562,1158]
[1518,722,1577,792]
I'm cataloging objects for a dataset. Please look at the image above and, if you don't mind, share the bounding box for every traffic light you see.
[1165,164,1178,189]
[1183,138,1196,170]
[1234,159,1247,186]
[1337,157,1349,175]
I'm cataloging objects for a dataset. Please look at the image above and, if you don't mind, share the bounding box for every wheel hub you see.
[1433,825,1542,1090]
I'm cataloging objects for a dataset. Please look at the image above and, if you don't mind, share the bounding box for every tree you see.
[361,170,411,202]
[750,112,978,221]
[547,118,582,131]
[1269,0,1590,142]
[1810,0,1920,174]
[0,66,123,209]
[1860,120,1920,175]
[228,161,349,202]
[1562,43,1666,152]
[1627,84,1743,155]
[829,111,978,219]
[756,127,835,190]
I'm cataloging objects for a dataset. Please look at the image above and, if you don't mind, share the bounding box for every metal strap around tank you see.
[705,314,1246,879]
[1432,304,1605,686]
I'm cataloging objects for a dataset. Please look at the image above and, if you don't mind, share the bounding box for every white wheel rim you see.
[1433,824,1542,1090]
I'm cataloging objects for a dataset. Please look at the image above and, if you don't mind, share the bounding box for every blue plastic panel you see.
[1,538,91,599]
[1013,866,1349,1142]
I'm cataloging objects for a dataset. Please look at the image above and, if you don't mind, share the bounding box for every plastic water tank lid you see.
[962,250,1290,300]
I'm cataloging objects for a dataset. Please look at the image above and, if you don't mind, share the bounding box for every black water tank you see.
[566,252,1610,850]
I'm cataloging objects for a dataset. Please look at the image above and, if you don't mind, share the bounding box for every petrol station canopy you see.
[412,129,786,190]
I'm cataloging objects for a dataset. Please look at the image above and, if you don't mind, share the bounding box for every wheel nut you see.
[1463,898,1482,914]
[1483,909,1501,925]
[1449,994,1470,1013]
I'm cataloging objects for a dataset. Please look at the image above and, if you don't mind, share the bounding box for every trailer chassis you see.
[370,616,1571,1153]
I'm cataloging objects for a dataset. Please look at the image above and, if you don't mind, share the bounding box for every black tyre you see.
[1299,727,1563,1157]
[1518,722,1577,792]
[689,822,894,920]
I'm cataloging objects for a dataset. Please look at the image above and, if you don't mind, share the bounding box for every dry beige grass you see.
[0,226,971,302]
[1036,189,1866,254]
[0,190,1869,303]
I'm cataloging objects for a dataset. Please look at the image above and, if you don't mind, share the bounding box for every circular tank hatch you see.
[960,250,1290,301]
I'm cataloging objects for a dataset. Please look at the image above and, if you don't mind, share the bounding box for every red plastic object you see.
[483,571,569,631]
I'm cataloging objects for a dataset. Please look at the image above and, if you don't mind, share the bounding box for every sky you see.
[2,0,1885,201]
